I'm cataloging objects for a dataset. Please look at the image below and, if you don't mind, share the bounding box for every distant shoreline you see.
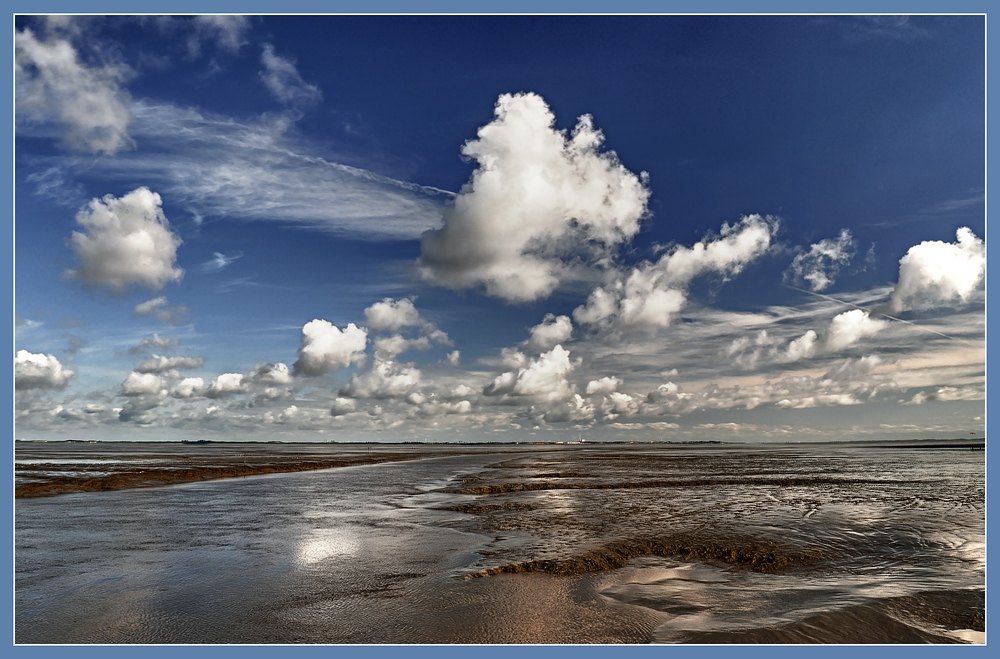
[13,437,984,446]
[15,437,985,499]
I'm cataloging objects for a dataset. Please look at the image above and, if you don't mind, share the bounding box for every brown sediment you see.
[526,472,594,479]
[438,501,537,515]
[15,453,446,499]
[674,590,985,644]
[883,589,985,632]
[466,534,823,578]
[453,476,921,495]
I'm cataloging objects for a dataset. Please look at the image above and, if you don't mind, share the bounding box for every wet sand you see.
[15,443,471,498]
[15,441,985,644]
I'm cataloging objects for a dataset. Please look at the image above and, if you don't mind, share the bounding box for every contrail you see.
[780,284,964,343]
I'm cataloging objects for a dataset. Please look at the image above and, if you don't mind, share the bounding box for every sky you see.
[13,14,986,443]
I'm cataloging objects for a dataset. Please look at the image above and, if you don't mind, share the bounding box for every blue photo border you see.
[4,1,994,657]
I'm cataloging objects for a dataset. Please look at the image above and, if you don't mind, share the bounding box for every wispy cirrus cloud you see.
[200,251,243,273]
[260,43,321,109]
[21,100,453,241]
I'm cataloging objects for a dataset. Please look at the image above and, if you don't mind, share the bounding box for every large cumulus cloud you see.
[484,344,578,401]
[293,320,368,376]
[15,351,75,390]
[886,227,984,313]
[419,92,650,302]
[67,187,184,293]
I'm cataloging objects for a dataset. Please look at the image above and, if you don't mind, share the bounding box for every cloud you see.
[903,385,984,405]
[340,358,422,400]
[127,332,179,355]
[68,187,184,293]
[248,362,293,385]
[190,15,251,54]
[575,215,776,331]
[364,298,423,333]
[15,27,133,154]
[373,335,433,359]
[260,43,322,108]
[205,373,246,398]
[786,229,855,291]
[135,354,205,374]
[419,92,650,302]
[826,309,889,351]
[121,371,163,396]
[118,393,168,424]
[171,377,204,398]
[641,354,893,416]
[484,344,578,401]
[725,327,822,369]
[15,350,75,390]
[364,298,451,358]
[784,330,819,361]
[293,320,368,376]
[886,227,985,313]
[330,397,357,416]
[33,101,451,240]
[823,355,882,381]
[15,317,42,335]
[25,166,85,207]
[133,296,189,325]
[601,391,639,420]
[586,376,621,396]
[726,330,779,369]
[526,314,573,352]
[200,251,242,272]
[445,350,461,366]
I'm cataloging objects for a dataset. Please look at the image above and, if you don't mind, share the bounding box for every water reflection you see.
[296,528,361,565]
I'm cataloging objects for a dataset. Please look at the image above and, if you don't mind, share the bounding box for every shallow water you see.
[14,441,985,644]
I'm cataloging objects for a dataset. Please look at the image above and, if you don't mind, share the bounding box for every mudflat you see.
[15,441,985,644]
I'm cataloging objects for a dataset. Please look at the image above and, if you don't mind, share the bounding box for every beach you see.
[14,440,985,644]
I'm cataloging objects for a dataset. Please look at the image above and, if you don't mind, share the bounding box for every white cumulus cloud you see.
[15,350,75,390]
[364,297,424,332]
[575,215,776,331]
[887,227,985,313]
[68,187,184,293]
[171,377,204,398]
[293,320,368,376]
[826,309,889,351]
[484,344,578,401]
[121,371,163,396]
[205,373,246,398]
[248,362,293,385]
[341,358,422,400]
[364,297,450,358]
[586,376,621,396]
[419,92,650,302]
[526,314,573,352]
[135,354,204,374]
[784,330,819,361]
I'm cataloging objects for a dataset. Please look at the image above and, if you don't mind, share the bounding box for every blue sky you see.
[13,14,986,442]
